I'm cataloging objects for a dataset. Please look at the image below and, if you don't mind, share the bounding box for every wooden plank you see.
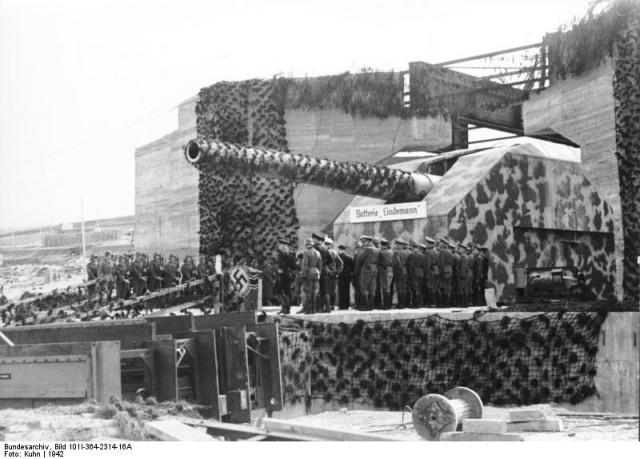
[193,311,256,331]
[261,418,399,441]
[507,419,563,432]
[144,420,218,441]
[216,326,251,423]
[149,339,177,401]
[509,410,547,422]
[440,432,524,442]
[246,322,283,413]
[1,319,153,350]
[190,330,221,420]
[145,316,192,336]
[91,341,121,404]
[181,418,310,441]
[462,419,507,434]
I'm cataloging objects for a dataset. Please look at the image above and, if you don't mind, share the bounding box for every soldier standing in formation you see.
[311,233,332,313]
[406,241,424,308]
[97,251,115,302]
[180,256,196,283]
[456,243,470,307]
[437,238,453,307]
[392,239,409,309]
[129,253,147,297]
[423,237,438,307]
[86,255,98,297]
[324,237,343,310]
[352,240,363,309]
[354,235,378,311]
[274,238,296,314]
[163,255,179,288]
[450,242,460,307]
[337,244,354,310]
[114,256,130,300]
[300,238,322,314]
[471,244,484,305]
[376,239,394,309]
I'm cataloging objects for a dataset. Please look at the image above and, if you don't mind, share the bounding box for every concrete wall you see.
[134,98,200,258]
[523,59,623,299]
[275,311,639,418]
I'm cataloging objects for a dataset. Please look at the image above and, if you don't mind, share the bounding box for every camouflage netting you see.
[612,6,640,302]
[195,79,299,266]
[271,311,607,409]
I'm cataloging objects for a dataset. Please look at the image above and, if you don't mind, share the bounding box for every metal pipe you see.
[185,138,435,202]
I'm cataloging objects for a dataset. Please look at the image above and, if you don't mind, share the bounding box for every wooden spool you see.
[412,386,483,441]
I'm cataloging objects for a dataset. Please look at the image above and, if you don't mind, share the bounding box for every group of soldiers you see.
[86,251,217,302]
[271,233,491,314]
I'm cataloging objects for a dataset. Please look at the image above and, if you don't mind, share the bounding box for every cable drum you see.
[412,386,483,440]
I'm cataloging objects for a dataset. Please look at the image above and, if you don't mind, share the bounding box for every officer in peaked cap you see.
[311,232,332,313]
[372,237,380,248]
[471,244,484,305]
[480,246,490,301]
[423,236,439,307]
[275,237,296,314]
[392,238,410,308]
[377,237,393,309]
[354,233,379,311]
[451,241,461,307]
[406,238,425,308]
[324,236,343,310]
[337,244,354,310]
[437,237,454,308]
[457,243,471,307]
[300,237,322,314]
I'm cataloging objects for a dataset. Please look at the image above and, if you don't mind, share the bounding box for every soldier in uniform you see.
[437,238,454,308]
[376,238,394,309]
[456,243,470,307]
[352,240,363,309]
[147,254,162,292]
[392,239,409,309]
[450,242,460,307]
[114,256,130,300]
[422,237,438,307]
[181,256,196,283]
[274,239,297,314]
[337,244,354,310]
[163,255,180,288]
[354,235,379,311]
[86,255,99,298]
[471,244,484,305]
[324,237,343,310]
[406,241,425,308]
[97,251,115,302]
[129,253,147,297]
[300,238,322,314]
[312,233,333,313]
[481,247,490,304]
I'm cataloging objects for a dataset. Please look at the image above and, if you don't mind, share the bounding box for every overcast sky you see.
[0,0,595,231]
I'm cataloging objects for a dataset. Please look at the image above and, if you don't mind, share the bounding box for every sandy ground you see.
[0,403,637,442]
[288,405,639,441]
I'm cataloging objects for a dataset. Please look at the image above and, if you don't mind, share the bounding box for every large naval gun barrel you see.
[185,138,436,202]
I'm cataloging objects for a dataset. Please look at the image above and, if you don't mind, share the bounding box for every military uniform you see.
[392,240,409,308]
[114,258,130,300]
[337,245,354,310]
[97,252,115,302]
[312,233,332,312]
[471,246,484,305]
[163,257,179,288]
[148,255,163,292]
[423,238,438,307]
[301,239,322,314]
[406,242,425,308]
[437,239,454,307]
[86,256,98,297]
[377,239,394,309]
[129,257,147,297]
[450,243,461,307]
[274,239,297,314]
[455,244,470,307]
[325,238,343,310]
[354,236,379,311]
